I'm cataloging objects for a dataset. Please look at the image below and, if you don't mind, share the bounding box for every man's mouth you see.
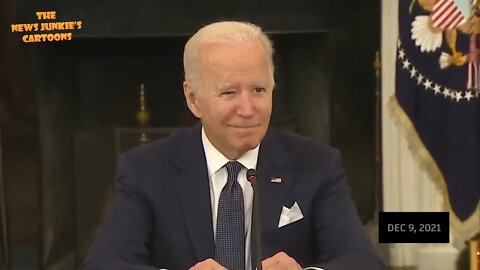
[229,125,259,129]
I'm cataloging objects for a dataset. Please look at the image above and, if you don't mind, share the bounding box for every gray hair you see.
[183,21,275,90]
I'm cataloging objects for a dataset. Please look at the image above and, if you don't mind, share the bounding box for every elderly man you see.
[82,21,384,270]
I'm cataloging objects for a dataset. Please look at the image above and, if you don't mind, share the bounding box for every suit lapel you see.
[254,129,292,260]
[172,126,292,266]
[173,124,215,261]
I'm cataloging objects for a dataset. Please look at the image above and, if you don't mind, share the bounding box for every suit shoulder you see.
[270,127,340,162]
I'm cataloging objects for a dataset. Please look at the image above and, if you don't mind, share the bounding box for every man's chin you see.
[231,131,265,150]
[237,140,260,152]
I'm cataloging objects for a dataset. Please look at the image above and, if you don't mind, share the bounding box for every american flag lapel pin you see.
[270,177,282,183]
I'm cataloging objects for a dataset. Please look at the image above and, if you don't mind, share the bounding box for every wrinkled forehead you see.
[189,38,275,89]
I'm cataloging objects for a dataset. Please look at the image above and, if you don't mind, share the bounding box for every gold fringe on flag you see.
[388,95,480,249]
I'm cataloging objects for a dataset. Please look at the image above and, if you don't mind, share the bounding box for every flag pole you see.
[374,51,383,212]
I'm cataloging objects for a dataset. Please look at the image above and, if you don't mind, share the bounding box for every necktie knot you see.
[225,161,243,181]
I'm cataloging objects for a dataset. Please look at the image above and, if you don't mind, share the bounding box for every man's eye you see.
[220,90,235,96]
[253,87,266,93]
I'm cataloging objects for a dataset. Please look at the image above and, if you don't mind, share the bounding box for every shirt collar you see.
[201,127,259,177]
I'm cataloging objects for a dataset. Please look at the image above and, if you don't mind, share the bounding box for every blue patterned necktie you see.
[215,161,245,270]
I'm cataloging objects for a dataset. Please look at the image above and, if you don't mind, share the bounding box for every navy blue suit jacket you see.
[82,124,384,270]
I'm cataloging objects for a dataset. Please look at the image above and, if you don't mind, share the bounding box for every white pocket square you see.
[278,202,304,228]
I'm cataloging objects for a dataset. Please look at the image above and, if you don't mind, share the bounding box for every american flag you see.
[431,0,468,29]
[270,177,282,183]
[397,0,480,222]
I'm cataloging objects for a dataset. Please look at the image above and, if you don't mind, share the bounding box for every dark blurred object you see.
[114,127,178,158]
[136,84,151,144]
[0,129,10,270]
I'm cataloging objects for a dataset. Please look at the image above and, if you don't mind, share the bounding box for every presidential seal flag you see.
[391,0,480,233]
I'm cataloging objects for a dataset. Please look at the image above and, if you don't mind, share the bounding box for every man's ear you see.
[183,81,201,118]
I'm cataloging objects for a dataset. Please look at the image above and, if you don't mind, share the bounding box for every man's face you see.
[184,39,273,159]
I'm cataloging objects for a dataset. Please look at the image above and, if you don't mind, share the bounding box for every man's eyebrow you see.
[216,83,237,90]
[252,83,268,87]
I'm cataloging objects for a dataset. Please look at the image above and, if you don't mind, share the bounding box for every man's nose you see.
[236,91,255,117]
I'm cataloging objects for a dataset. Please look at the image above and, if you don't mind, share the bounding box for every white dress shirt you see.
[201,128,257,270]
